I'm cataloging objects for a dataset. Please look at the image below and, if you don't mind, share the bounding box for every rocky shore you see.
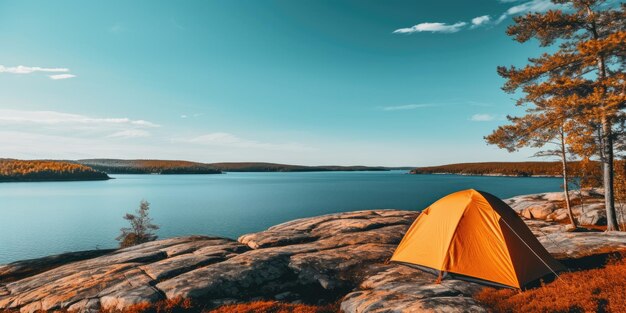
[1,191,626,313]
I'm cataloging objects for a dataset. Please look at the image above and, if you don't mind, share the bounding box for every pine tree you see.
[494,0,625,230]
[486,110,578,228]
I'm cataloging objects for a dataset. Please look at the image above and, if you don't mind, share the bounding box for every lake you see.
[0,171,563,264]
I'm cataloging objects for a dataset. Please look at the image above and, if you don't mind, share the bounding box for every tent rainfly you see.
[391,189,565,289]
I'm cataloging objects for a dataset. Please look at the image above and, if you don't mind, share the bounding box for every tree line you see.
[0,159,109,182]
[77,159,222,174]
[411,161,606,178]
[486,0,625,230]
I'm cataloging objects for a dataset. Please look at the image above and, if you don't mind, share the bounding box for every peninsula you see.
[0,159,110,182]
[410,161,604,177]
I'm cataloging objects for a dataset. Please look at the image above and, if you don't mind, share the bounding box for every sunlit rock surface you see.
[341,265,486,313]
[0,211,417,312]
[1,196,625,313]
[505,189,609,226]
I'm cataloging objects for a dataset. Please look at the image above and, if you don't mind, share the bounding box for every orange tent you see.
[391,189,564,289]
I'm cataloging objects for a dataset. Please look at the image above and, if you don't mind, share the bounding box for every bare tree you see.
[116,200,159,248]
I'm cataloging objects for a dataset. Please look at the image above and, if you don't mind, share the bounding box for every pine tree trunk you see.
[603,118,620,231]
[560,130,577,228]
[587,6,620,231]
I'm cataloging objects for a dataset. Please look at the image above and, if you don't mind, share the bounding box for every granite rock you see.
[1,201,625,313]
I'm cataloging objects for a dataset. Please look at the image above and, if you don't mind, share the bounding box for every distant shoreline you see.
[408,161,597,178]
[76,159,406,174]
[0,177,112,183]
[0,158,411,182]
[0,159,111,183]
[411,172,561,178]
[3,159,589,182]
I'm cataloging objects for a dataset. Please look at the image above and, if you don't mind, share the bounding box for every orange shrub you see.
[206,301,338,313]
[475,255,626,312]
[97,297,196,313]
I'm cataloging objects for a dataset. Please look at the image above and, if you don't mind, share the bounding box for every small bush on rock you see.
[116,200,159,248]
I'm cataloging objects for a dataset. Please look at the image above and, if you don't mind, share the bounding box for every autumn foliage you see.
[206,301,338,313]
[78,159,222,174]
[410,161,602,177]
[0,159,109,182]
[475,254,626,313]
[485,0,626,230]
[80,298,336,313]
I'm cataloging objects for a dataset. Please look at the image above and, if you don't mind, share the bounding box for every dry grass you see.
[97,298,338,313]
[98,297,196,313]
[207,301,338,313]
[475,254,626,313]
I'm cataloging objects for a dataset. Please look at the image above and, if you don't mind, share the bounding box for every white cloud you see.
[471,15,491,28]
[0,109,158,139]
[470,113,506,122]
[186,132,242,145]
[180,113,202,119]
[393,22,467,34]
[496,0,567,24]
[381,104,435,111]
[0,109,159,128]
[179,132,313,151]
[49,74,76,80]
[394,0,569,35]
[0,65,69,74]
[1,65,77,80]
[470,114,502,122]
[108,129,151,138]
[506,0,560,14]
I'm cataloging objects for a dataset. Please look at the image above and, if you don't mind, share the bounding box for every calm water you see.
[0,171,563,264]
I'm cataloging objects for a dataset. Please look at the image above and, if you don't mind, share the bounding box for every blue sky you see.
[0,0,567,166]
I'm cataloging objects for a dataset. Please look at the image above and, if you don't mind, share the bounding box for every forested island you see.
[0,158,402,180]
[2,158,612,181]
[0,159,110,182]
[77,159,394,173]
[209,162,391,172]
[77,159,223,174]
[410,161,604,177]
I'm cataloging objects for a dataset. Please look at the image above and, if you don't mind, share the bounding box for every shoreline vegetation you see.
[76,159,223,175]
[207,162,401,172]
[0,158,414,182]
[2,158,610,182]
[0,159,110,182]
[410,161,605,178]
[77,159,405,173]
